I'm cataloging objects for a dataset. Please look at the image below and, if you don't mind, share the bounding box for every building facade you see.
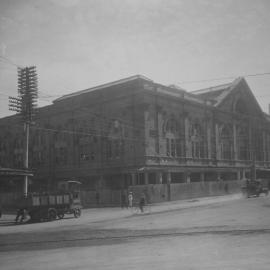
[1,75,270,194]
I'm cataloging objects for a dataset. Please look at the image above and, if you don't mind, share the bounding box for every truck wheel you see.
[57,212,64,219]
[48,209,57,221]
[74,208,81,218]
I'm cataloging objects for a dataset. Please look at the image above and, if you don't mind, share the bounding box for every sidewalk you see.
[79,193,242,223]
[0,193,242,235]
[1,193,241,221]
[149,193,241,213]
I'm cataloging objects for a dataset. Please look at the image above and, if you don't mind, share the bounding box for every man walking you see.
[139,193,146,213]
[128,192,133,208]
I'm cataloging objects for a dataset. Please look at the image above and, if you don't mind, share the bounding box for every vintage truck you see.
[15,180,82,223]
[241,179,269,198]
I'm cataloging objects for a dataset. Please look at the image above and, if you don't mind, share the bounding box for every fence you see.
[0,180,242,209]
[129,180,242,204]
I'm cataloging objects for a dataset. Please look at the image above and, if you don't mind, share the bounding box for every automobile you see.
[15,180,82,223]
[241,179,269,198]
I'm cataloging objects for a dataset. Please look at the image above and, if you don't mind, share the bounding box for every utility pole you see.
[9,66,38,197]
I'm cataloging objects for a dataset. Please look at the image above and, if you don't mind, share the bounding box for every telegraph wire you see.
[0,121,148,146]
[0,55,21,68]
[1,67,270,161]
[2,95,270,140]
[1,56,270,101]
[178,72,270,84]
[0,94,268,160]
[30,88,270,139]
[2,83,270,137]
[1,66,270,133]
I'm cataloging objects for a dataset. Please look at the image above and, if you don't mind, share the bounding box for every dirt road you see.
[1,195,270,269]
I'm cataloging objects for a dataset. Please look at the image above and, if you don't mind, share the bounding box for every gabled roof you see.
[191,77,242,106]
[54,74,152,103]
[191,77,265,118]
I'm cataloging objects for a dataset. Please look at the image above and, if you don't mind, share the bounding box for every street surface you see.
[1,194,270,269]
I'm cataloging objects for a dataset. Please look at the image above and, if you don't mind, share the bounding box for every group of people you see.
[121,191,146,213]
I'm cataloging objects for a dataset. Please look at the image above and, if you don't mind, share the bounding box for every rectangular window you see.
[199,142,204,158]
[149,129,157,137]
[56,147,67,165]
[192,141,201,158]
[33,151,44,166]
[114,140,120,158]
[106,140,112,159]
[166,138,170,156]
[79,144,90,161]
[171,139,176,157]
[176,139,182,157]
[80,153,90,161]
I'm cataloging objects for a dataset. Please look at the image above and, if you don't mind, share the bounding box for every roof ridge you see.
[191,77,242,95]
[54,74,152,103]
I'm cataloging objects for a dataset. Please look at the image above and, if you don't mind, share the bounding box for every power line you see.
[2,64,270,130]
[38,90,61,99]
[1,57,269,101]
[2,89,269,136]
[178,72,270,84]
[3,80,270,136]
[0,55,21,68]
[0,121,147,145]
[35,82,270,135]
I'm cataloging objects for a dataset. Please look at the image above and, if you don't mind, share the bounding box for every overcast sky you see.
[1,0,270,117]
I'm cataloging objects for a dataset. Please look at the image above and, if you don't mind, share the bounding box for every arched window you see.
[190,122,205,159]
[237,126,249,160]
[164,118,184,157]
[54,125,68,165]
[166,119,178,133]
[75,120,96,163]
[13,134,24,168]
[265,133,270,162]
[31,131,45,167]
[254,129,264,161]
[0,137,6,166]
[220,125,233,160]
[106,120,124,159]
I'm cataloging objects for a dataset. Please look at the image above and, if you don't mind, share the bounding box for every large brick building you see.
[1,75,270,196]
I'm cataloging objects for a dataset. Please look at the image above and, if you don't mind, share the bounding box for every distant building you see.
[1,75,270,193]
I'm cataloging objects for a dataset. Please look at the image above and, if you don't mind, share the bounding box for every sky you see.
[0,0,270,117]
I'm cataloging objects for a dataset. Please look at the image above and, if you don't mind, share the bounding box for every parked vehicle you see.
[241,179,269,198]
[15,180,82,223]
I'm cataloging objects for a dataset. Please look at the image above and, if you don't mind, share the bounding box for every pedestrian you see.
[139,193,146,213]
[15,208,26,223]
[128,192,133,208]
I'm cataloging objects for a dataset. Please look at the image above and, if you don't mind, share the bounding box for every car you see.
[242,179,269,198]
